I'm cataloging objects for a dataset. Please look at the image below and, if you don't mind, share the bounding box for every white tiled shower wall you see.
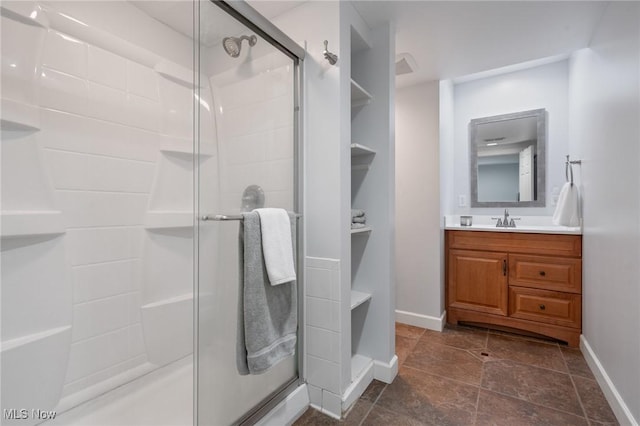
[194,53,299,425]
[3,1,301,418]
[212,54,295,213]
[0,3,196,397]
[44,35,191,397]
[304,257,342,414]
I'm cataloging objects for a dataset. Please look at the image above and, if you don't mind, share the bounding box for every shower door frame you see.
[194,1,305,425]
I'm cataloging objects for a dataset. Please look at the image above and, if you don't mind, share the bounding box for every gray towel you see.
[351,209,365,218]
[352,216,366,224]
[237,211,297,375]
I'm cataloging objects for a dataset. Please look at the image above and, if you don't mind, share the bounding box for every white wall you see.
[269,1,348,413]
[271,1,343,260]
[439,80,456,218]
[395,81,442,327]
[449,60,570,216]
[568,2,640,423]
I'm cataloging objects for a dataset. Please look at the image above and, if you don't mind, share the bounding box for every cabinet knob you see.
[539,304,546,310]
[539,271,546,277]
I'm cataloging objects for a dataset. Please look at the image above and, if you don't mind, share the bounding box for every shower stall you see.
[0,1,303,425]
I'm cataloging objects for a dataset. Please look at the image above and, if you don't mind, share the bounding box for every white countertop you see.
[444,215,582,235]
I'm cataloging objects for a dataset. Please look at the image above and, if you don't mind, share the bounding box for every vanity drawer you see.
[446,231,582,257]
[509,255,581,293]
[509,287,581,328]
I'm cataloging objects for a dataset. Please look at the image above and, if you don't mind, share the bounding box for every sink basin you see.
[444,215,582,235]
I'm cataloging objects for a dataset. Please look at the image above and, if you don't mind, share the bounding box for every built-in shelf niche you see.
[350,353,372,382]
[350,79,373,109]
[350,143,376,157]
[350,290,372,310]
[350,226,372,234]
[340,18,394,414]
[1,211,65,238]
[160,136,215,157]
[1,99,40,132]
[351,164,371,172]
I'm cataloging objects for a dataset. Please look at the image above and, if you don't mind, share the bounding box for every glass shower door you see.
[196,2,300,424]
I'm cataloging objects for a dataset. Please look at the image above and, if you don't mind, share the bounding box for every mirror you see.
[470,109,546,207]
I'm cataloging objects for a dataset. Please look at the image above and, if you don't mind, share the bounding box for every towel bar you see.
[565,155,582,186]
[201,213,302,221]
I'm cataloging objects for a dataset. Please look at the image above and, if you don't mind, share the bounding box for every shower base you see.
[47,357,193,426]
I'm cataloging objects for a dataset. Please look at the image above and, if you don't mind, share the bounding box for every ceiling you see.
[250,0,608,88]
[134,1,608,88]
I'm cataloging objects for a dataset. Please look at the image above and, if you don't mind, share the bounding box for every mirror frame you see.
[469,108,546,208]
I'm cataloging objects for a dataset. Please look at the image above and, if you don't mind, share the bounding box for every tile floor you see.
[295,323,618,425]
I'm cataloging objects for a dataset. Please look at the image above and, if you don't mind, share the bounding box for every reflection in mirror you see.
[470,109,546,207]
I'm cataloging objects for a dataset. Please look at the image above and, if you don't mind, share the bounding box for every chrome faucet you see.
[495,209,517,228]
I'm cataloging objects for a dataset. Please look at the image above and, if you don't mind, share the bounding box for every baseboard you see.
[255,384,310,426]
[395,309,445,331]
[341,360,373,415]
[373,355,398,384]
[312,405,341,420]
[580,335,638,426]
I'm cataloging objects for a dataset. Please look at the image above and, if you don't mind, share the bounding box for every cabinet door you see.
[448,249,508,316]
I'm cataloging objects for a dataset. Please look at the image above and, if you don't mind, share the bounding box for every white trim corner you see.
[395,309,445,331]
[373,355,398,384]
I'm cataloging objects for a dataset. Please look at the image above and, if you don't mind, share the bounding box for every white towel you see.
[552,182,580,226]
[255,208,296,285]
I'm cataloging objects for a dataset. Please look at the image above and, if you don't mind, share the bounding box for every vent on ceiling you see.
[395,53,418,76]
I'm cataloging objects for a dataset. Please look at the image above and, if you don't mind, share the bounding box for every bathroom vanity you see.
[445,223,582,347]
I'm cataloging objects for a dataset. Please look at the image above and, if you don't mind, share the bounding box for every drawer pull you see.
[539,271,546,277]
[539,304,546,310]
[503,259,507,276]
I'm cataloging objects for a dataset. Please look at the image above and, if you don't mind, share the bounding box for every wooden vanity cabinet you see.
[448,250,508,316]
[446,230,582,347]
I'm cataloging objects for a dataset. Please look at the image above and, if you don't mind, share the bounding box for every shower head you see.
[222,35,257,58]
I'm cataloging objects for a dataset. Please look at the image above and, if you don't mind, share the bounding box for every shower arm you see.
[323,40,338,65]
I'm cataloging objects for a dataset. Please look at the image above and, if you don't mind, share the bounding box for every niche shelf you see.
[160,136,214,158]
[1,99,40,132]
[351,144,376,172]
[350,226,372,235]
[350,143,376,157]
[144,211,193,229]
[350,354,373,382]
[350,290,372,310]
[351,164,371,172]
[350,79,373,109]
[1,210,65,238]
